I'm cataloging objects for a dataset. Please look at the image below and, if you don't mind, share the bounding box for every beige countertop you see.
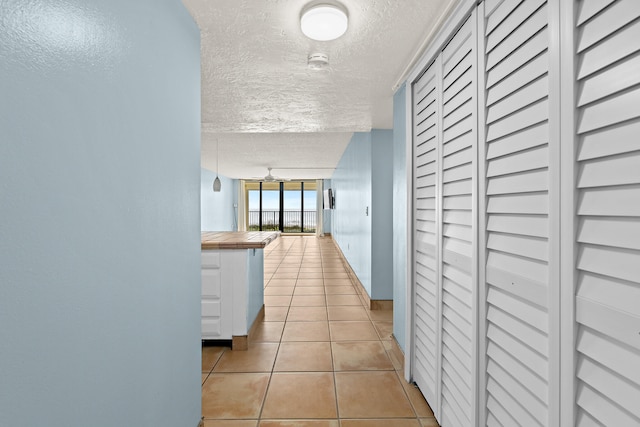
[201,231,280,250]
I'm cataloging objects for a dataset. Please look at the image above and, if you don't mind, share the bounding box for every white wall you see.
[0,1,202,426]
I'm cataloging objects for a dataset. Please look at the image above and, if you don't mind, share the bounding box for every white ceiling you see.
[183,0,457,180]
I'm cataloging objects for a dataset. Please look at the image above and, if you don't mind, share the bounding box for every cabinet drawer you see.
[202,300,221,317]
[201,318,221,337]
[201,269,221,297]
[201,251,221,268]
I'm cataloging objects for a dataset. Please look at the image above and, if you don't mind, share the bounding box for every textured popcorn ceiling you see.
[183,0,457,179]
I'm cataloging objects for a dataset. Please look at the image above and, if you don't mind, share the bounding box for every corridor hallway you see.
[201,236,439,427]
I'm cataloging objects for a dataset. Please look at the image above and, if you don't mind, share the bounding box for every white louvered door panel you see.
[574,1,640,425]
[481,1,552,426]
[439,15,477,427]
[412,59,441,412]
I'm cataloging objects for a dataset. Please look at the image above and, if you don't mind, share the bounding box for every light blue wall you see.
[201,167,238,231]
[247,248,265,328]
[392,84,408,352]
[371,130,394,300]
[0,1,202,426]
[331,132,372,294]
[331,131,393,300]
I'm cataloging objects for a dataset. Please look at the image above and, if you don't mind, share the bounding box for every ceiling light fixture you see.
[308,52,329,70]
[213,139,221,192]
[300,3,348,41]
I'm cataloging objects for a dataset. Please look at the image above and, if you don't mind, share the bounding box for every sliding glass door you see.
[246,181,317,233]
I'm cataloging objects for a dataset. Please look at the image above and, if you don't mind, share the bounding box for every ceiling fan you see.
[252,167,290,182]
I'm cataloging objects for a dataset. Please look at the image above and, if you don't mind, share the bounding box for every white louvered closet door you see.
[480,0,554,426]
[439,15,477,427]
[573,1,640,425]
[412,12,478,426]
[412,58,441,414]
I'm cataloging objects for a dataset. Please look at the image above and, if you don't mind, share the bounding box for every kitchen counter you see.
[201,231,280,250]
[200,231,279,350]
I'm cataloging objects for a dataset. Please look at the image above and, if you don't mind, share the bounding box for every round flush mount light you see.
[300,3,348,41]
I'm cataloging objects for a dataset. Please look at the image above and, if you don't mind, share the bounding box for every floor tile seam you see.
[201,348,225,375]
[332,362,341,422]
[392,368,421,420]
[205,347,228,375]
[256,369,276,421]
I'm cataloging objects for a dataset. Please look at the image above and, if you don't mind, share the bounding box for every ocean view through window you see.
[246,181,317,233]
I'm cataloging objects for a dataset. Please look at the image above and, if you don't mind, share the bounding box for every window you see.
[246,181,317,233]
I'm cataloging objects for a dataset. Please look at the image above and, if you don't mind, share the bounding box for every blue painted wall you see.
[201,167,238,231]
[371,130,394,300]
[331,131,393,300]
[0,1,202,426]
[392,84,408,352]
[331,132,373,294]
[246,248,265,328]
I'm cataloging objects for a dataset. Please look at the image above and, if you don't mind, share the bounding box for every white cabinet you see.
[201,248,263,341]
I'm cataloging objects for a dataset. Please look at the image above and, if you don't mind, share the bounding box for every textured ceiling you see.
[183,0,457,179]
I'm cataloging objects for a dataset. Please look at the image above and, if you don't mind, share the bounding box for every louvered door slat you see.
[486,2,547,70]
[486,75,548,123]
[576,0,615,25]
[486,265,547,307]
[577,0,640,52]
[487,169,548,195]
[487,338,548,401]
[487,213,548,238]
[486,0,525,35]
[574,2,640,425]
[486,145,548,177]
[486,52,548,105]
[577,20,640,78]
[482,1,552,424]
[578,54,640,107]
[485,122,547,159]
[578,152,640,188]
[487,360,547,423]
[486,0,546,52]
[486,28,548,87]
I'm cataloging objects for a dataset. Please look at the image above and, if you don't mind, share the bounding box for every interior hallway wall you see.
[332,132,372,294]
[331,130,393,300]
[0,1,202,426]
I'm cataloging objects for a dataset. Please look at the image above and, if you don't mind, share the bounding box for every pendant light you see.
[213,139,221,192]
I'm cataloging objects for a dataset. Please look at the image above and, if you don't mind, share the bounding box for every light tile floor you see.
[202,236,440,427]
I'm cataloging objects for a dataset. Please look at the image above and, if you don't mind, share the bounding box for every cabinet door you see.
[573,1,640,425]
[201,250,233,339]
